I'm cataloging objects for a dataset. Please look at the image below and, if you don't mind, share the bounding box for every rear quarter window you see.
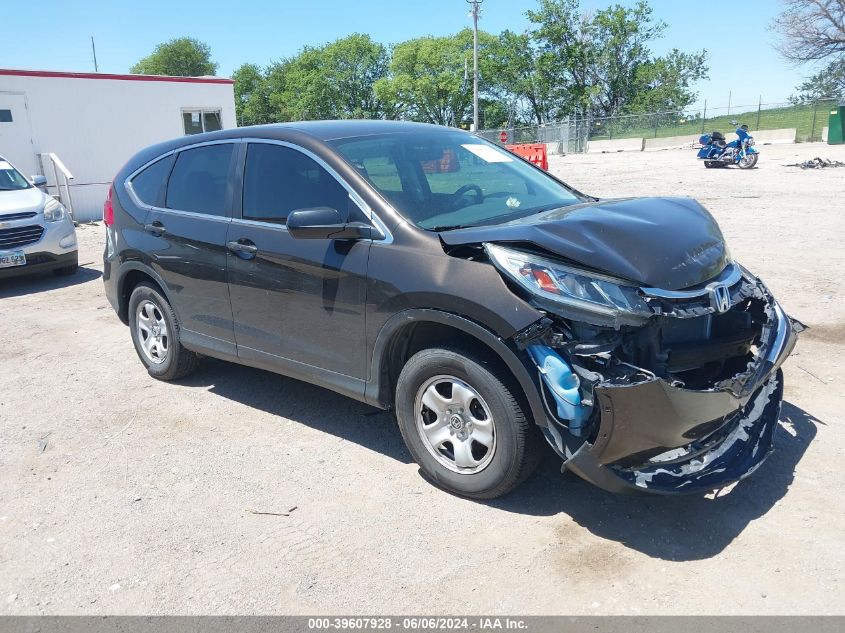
[129,155,175,206]
[165,144,234,216]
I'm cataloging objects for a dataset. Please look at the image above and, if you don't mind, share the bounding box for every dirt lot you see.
[2,142,844,615]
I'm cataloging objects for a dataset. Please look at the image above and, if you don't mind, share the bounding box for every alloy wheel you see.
[414,375,497,474]
[740,153,758,169]
[136,300,169,365]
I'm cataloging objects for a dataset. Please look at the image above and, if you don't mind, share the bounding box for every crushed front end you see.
[487,245,802,494]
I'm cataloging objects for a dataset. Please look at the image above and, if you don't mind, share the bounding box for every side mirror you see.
[31,175,47,188]
[287,207,373,240]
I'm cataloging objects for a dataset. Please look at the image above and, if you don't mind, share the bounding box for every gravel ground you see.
[1,142,844,615]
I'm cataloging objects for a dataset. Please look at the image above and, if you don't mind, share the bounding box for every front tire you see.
[395,347,542,499]
[128,282,199,381]
[739,153,759,169]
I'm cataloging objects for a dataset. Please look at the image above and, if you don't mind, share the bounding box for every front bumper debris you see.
[520,265,802,495]
[565,370,783,494]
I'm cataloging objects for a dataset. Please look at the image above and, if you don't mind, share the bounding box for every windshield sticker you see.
[461,144,514,163]
[506,196,522,209]
[0,161,12,170]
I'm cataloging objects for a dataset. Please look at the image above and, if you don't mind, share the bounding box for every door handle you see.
[144,221,166,236]
[227,240,258,258]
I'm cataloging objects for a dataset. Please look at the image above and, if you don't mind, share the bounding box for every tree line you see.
[230,0,708,129]
[129,0,845,130]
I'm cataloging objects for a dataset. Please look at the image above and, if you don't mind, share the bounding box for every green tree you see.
[479,97,512,129]
[526,0,707,119]
[237,34,390,124]
[131,37,217,76]
[484,30,552,125]
[626,49,709,114]
[231,1,709,129]
[375,29,498,126]
[264,46,336,121]
[588,2,666,116]
[232,63,272,126]
[527,0,594,119]
[790,59,845,101]
[321,34,391,118]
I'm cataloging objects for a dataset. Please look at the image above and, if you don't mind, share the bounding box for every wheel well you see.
[379,320,524,411]
[118,270,164,324]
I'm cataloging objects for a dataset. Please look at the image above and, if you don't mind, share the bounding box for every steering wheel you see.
[448,184,484,210]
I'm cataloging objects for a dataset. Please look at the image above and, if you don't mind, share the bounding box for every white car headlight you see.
[485,243,652,321]
[43,198,66,222]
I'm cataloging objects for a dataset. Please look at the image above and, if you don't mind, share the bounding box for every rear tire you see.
[128,282,199,381]
[395,347,543,499]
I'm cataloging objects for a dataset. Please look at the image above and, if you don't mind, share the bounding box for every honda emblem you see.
[711,284,731,313]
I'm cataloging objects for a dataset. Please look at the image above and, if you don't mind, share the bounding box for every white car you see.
[0,155,78,278]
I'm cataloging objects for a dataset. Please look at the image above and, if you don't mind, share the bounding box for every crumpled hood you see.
[440,197,729,290]
[0,187,47,216]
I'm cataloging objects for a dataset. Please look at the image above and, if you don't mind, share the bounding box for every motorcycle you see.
[697,122,759,169]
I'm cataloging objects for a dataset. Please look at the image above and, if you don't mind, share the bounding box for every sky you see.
[0,0,815,112]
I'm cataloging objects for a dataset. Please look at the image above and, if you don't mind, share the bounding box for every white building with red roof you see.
[0,68,236,221]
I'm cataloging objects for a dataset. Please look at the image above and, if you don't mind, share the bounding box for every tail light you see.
[103,186,114,226]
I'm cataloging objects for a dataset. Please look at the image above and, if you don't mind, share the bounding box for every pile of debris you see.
[786,157,845,169]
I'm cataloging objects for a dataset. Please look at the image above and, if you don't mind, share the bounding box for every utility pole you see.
[466,0,483,131]
[91,36,99,72]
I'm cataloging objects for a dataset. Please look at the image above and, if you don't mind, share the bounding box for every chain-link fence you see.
[479,97,841,153]
[477,119,590,154]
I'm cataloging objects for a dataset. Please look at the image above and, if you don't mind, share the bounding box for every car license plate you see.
[0,250,26,268]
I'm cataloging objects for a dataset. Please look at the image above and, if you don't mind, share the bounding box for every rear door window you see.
[130,155,175,206]
[242,143,349,224]
[165,144,234,216]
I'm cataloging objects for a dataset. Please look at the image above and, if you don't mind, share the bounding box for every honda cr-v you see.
[103,121,801,498]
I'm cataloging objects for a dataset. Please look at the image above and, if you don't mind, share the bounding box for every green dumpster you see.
[829,105,844,145]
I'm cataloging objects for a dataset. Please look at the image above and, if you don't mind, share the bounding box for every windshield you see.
[0,160,32,191]
[330,131,582,230]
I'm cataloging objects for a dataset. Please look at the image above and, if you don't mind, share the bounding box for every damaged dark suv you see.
[103,121,801,499]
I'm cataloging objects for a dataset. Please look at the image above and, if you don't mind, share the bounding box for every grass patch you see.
[591,100,838,142]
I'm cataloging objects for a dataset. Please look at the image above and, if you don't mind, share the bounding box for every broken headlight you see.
[485,243,652,321]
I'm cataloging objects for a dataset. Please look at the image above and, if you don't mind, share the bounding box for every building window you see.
[182,109,223,135]
[0,110,13,123]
